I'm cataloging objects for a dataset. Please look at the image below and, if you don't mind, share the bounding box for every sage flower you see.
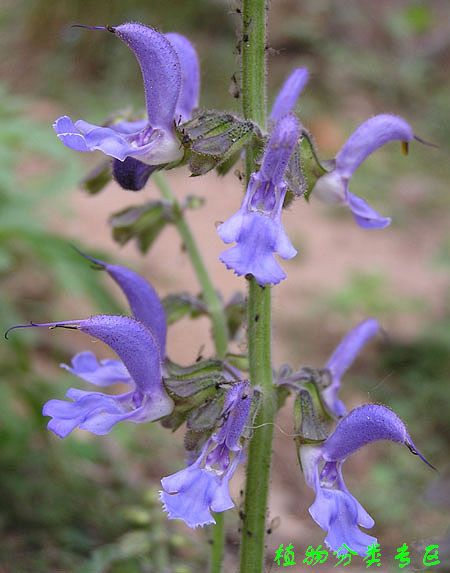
[54,23,200,190]
[322,318,380,418]
[6,258,172,437]
[300,404,433,555]
[217,113,300,285]
[160,381,252,527]
[313,115,414,228]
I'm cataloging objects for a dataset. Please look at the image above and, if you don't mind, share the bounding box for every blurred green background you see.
[1,1,449,571]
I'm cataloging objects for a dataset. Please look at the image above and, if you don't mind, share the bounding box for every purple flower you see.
[312,115,414,229]
[270,67,309,124]
[6,259,172,437]
[54,23,200,191]
[322,318,380,418]
[300,404,433,555]
[160,381,252,527]
[217,114,300,285]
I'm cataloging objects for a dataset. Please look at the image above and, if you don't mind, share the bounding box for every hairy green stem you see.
[239,2,276,573]
[210,512,225,573]
[153,171,228,572]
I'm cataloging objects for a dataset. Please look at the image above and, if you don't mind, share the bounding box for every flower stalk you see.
[239,2,277,573]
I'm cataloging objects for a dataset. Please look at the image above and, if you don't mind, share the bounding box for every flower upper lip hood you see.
[301,404,434,556]
[53,23,200,191]
[312,114,415,229]
[270,67,309,125]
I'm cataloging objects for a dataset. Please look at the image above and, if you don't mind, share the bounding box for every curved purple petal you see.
[78,255,167,356]
[322,319,379,417]
[115,23,181,130]
[326,318,379,384]
[270,67,309,124]
[322,404,428,464]
[335,114,414,179]
[61,351,132,387]
[112,157,157,191]
[347,192,391,229]
[165,32,200,122]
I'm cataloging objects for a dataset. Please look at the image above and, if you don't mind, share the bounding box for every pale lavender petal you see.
[275,226,298,259]
[309,487,377,556]
[219,212,295,286]
[54,116,137,161]
[61,350,132,387]
[42,388,161,437]
[322,319,379,417]
[160,466,233,528]
[43,391,132,437]
[335,465,375,529]
[270,67,309,124]
[112,157,157,191]
[54,115,181,165]
[115,23,181,130]
[165,32,200,122]
[335,114,414,179]
[347,192,391,229]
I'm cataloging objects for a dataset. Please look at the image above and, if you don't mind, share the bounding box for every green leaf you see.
[294,387,329,447]
[299,130,329,201]
[162,293,206,325]
[81,161,112,195]
[164,359,227,398]
[110,201,173,253]
[225,353,249,372]
[225,292,246,340]
[187,393,225,432]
